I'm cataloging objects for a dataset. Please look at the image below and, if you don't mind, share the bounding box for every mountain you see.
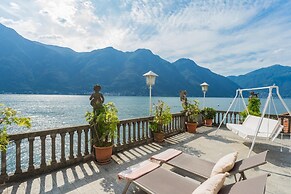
[173,58,238,97]
[228,64,291,97]
[0,23,238,97]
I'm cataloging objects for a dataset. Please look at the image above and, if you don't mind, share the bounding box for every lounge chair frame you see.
[153,149,268,182]
[122,167,268,194]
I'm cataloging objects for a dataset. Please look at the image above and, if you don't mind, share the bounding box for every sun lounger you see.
[119,163,268,194]
[151,149,268,181]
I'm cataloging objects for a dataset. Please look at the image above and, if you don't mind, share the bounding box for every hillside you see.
[228,64,291,97]
[0,23,238,97]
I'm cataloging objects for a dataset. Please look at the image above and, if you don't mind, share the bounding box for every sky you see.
[0,0,291,76]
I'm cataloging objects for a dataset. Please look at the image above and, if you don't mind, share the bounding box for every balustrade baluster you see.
[14,140,22,174]
[170,119,173,133]
[288,117,291,133]
[77,130,82,158]
[117,124,121,146]
[84,128,89,155]
[28,137,35,171]
[50,134,57,165]
[180,116,183,130]
[146,121,149,138]
[182,115,185,131]
[174,117,177,131]
[60,133,66,163]
[222,113,225,124]
[137,121,141,141]
[237,113,240,123]
[128,123,132,144]
[175,117,178,131]
[1,150,7,177]
[132,122,136,142]
[122,123,126,145]
[217,113,220,124]
[169,118,172,133]
[141,121,145,140]
[40,135,46,168]
[69,131,74,160]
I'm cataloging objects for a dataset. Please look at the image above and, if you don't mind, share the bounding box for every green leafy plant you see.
[240,96,261,121]
[183,100,200,123]
[0,104,31,151]
[85,102,119,147]
[201,107,216,120]
[150,100,172,133]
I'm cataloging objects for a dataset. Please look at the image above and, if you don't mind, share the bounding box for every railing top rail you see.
[216,110,286,118]
[9,125,90,140]
[8,112,185,140]
[118,112,184,123]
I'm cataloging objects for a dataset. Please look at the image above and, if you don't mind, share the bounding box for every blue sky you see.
[0,0,291,76]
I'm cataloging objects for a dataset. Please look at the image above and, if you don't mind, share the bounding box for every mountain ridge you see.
[0,23,239,97]
[228,64,291,97]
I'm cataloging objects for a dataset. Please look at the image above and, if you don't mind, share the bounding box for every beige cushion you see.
[210,152,238,177]
[192,172,228,194]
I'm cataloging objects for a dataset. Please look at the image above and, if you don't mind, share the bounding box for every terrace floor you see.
[0,126,291,194]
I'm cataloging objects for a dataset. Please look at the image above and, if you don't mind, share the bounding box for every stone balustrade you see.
[1,110,289,184]
[0,112,186,184]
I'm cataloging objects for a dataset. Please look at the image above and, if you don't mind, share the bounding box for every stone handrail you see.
[0,112,186,184]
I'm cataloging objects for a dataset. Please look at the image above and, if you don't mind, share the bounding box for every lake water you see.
[1,94,291,133]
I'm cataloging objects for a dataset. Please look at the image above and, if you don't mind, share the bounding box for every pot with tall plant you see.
[85,102,119,164]
[183,100,200,133]
[201,107,216,127]
[150,100,172,143]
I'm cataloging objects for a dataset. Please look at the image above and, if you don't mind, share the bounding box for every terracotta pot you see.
[153,132,165,143]
[205,119,213,127]
[93,145,113,164]
[186,122,197,133]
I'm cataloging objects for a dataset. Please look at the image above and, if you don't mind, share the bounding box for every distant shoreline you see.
[0,92,236,98]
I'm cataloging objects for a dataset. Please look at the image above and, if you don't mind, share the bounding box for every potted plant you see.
[201,107,216,127]
[150,100,172,143]
[85,102,119,164]
[183,100,200,133]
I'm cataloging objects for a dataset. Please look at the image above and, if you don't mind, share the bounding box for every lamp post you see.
[143,71,158,115]
[200,82,209,109]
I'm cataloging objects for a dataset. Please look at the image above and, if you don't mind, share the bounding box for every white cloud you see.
[0,0,291,76]
[10,2,20,10]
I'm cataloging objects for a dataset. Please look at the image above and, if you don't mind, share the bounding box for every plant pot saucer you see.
[95,158,112,165]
